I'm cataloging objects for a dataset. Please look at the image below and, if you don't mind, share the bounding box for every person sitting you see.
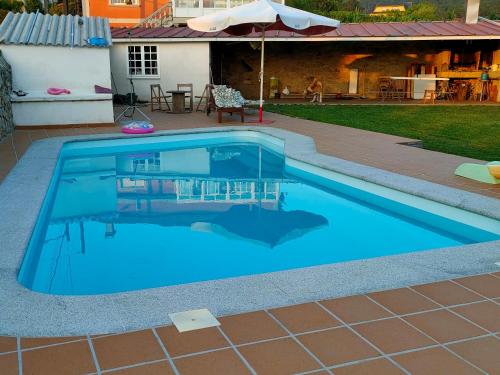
[303,77,323,103]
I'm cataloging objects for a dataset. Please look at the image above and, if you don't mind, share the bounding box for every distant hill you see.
[359,0,499,18]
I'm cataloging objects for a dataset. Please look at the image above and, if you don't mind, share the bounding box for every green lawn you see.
[265,105,500,161]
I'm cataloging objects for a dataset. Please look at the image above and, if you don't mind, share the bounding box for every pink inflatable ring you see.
[121,121,155,134]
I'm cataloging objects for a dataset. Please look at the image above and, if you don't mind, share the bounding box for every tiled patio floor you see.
[0,107,499,374]
[0,273,499,374]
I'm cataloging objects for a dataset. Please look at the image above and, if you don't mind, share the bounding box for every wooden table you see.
[166,90,190,113]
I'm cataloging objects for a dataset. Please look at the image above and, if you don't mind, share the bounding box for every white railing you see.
[173,0,285,19]
[136,1,173,28]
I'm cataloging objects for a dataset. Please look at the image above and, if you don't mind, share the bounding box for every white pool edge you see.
[0,126,499,336]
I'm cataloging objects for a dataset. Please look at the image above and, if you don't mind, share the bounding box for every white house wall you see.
[2,45,112,91]
[110,42,210,101]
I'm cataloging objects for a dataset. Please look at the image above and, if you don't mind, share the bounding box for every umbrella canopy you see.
[192,204,329,248]
[188,0,340,122]
[112,204,328,248]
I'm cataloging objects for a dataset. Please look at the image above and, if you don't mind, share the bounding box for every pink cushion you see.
[47,88,71,95]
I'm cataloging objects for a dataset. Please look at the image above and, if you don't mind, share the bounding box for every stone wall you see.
[0,50,13,140]
[213,40,499,100]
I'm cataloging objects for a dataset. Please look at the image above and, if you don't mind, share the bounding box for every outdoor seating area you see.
[149,83,194,114]
[147,83,256,121]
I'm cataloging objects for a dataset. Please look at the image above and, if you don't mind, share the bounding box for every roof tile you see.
[111,20,499,40]
[0,12,112,48]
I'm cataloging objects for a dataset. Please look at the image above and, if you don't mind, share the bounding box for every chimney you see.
[464,0,480,24]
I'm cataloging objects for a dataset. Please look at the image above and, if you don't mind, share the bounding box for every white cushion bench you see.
[11,89,114,126]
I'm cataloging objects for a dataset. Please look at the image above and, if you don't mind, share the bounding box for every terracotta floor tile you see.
[0,353,18,375]
[107,360,175,374]
[156,325,229,357]
[0,336,17,353]
[452,301,500,333]
[393,347,481,375]
[320,295,393,324]
[367,288,439,315]
[454,275,500,298]
[353,318,434,354]
[298,327,379,366]
[219,311,287,345]
[334,358,405,375]
[411,281,484,306]
[403,309,487,343]
[92,329,165,370]
[269,303,341,334]
[174,349,250,375]
[28,130,48,140]
[22,340,96,375]
[21,336,85,349]
[238,338,320,375]
[448,337,500,374]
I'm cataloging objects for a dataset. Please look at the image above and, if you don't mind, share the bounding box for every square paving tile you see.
[353,318,434,354]
[320,295,393,324]
[411,281,484,306]
[0,352,18,375]
[452,301,500,333]
[92,330,165,370]
[108,360,175,375]
[269,303,341,334]
[334,358,405,375]
[219,311,287,345]
[168,309,220,332]
[156,326,229,357]
[367,288,439,315]
[454,275,500,299]
[393,347,481,375]
[22,340,96,375]
[403,309,487,343]
[448,337,500,374]
[298,327,379,366]
[21,336,85,350]
[238,338,320,375]
[0,336,17,353]
[174,349,251,375]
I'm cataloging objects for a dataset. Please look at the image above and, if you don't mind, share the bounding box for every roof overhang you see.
[112,35,500,43]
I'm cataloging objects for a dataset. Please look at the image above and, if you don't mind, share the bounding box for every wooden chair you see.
[177,83,193,112]
[423,89,436,104]
[377,77,391,101]
[195,84,210,112]
[207,84,245,124]
[390,79,406,101]
[150,84,171,112]
[437,81,455,102]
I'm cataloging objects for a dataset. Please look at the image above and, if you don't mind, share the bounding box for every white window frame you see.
[127,45,160,78]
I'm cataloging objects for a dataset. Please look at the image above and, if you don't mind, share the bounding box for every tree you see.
[23,0,42,12]
[406,2,440,21]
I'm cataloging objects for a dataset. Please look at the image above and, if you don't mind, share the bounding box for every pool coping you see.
[0,126,499,336]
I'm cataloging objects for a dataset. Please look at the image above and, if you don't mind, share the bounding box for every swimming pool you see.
[18,131,500,295]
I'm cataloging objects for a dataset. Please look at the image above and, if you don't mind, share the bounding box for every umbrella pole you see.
[259,26,265,123]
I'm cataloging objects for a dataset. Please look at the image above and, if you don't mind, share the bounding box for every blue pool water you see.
[19,134,499,295]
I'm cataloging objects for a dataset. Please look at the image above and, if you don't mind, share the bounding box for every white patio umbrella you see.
[188,0,340,123]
